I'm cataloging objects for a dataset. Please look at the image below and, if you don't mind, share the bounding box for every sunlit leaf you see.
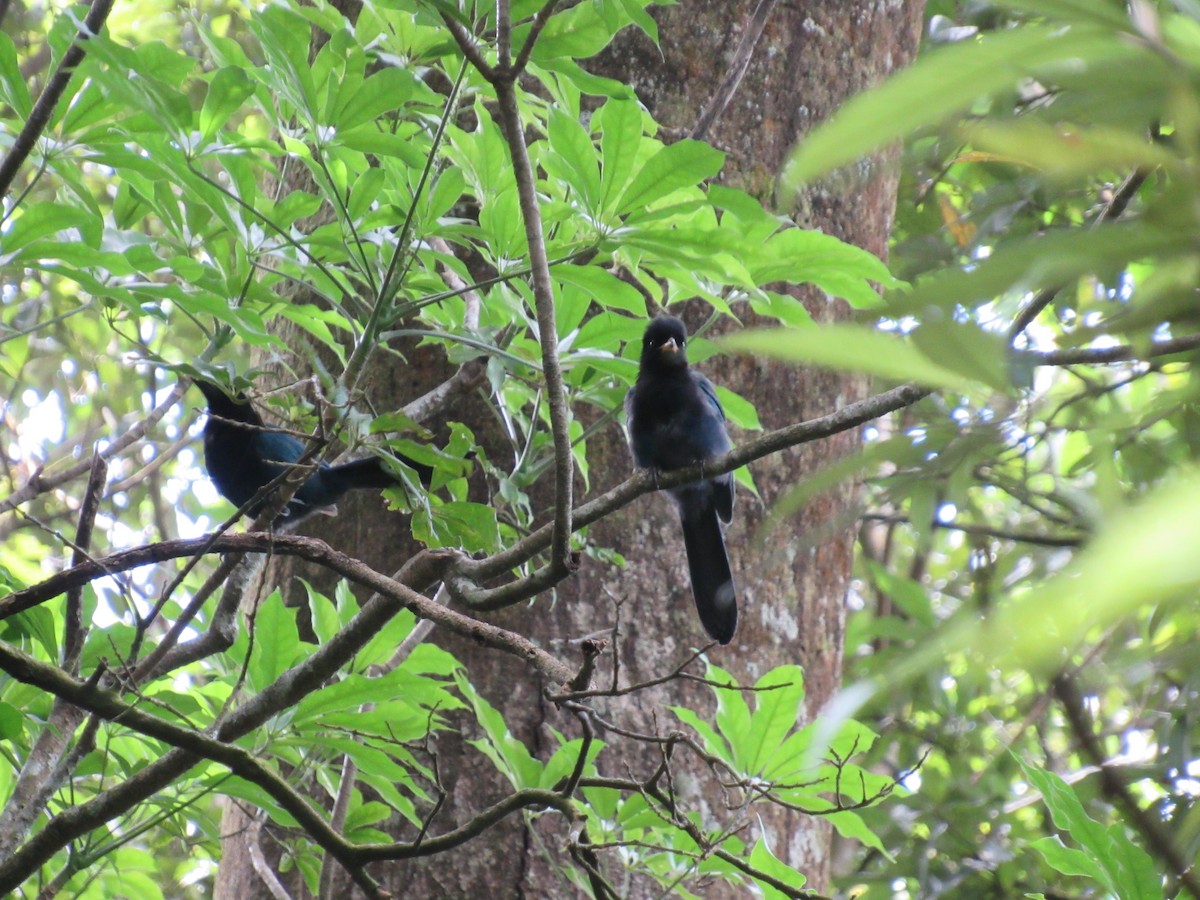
[724,325,979,391]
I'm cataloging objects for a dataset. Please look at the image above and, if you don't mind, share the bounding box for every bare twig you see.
[317,755,356,900]
[511,0,563,75]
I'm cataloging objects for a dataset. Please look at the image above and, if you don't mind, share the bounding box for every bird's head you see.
[640,316,689,372]
[194,379,261,425]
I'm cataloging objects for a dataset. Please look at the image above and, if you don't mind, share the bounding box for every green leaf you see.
[546,106,601,211]
[2,203,96,255]
[0,701,23,740]
[744,666,805,774]
[457,672,543,789]
[909,321,1012,394]
[0,32,31,118]
[296,668,452,722]
[596,99,644,210]
[337,67,415,131]
[247,591,302,692]
[895,222,1193,314]
[301,579,340,645]
[554,264,646,315]
[528,3,622,62]
[542,735,604,789]
[1029,835,1111,883]
[781,23,1141,190]
[828,810,892,859]
[1104,821,1163,900]
[336,126,428,166]
[413,501,502,553]
[724,325,979,391]
[6,607,58,661]
[864,562,936,627]
[710,665,754,770]
[752,228,896,305]
[748,835,807,898]
[966,120,1179,180]
[673,706,733,762]
[616,0,658,42]
[713,386,761,431]
[991,0,1132,29]
[616,140,724,215]
[199,67,256,141]
[1016,757,1154,896]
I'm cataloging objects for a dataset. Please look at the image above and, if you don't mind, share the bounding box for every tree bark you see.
[214,1,926,897]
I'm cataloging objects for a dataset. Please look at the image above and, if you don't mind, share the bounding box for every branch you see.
[0,0,116,200]
[510,0,563,75]
[1026,332,1200,367]
[1007,167,1150,342]
[452,328,1200,609]
[356,789,578,860]
[442,3,576,573]
[441,13,495,80]
[0,548,441,892]
[858,513,1085,549]
[1051,673,1200,899]
[0,383,186,517]
[0,640,385,900]
[492,78,575,574]
[452,383,932,606]
[0,453,107,858]
[690,0,778,141]
[0,535,574,686]
[64,450,106,672]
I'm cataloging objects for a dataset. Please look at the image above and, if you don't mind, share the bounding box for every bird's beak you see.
[660,338,679,354]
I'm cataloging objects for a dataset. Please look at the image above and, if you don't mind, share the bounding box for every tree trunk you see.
[214,1,925,897]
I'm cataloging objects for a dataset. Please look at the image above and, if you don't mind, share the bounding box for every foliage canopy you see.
[3,0,1200,897]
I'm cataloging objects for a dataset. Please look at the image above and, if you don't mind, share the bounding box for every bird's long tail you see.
[326,454,434,491]
[679,501,737,644]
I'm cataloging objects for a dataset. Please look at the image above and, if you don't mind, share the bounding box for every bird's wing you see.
[623,385,641,461]
[692,372,726,422]
[254,430,308,467]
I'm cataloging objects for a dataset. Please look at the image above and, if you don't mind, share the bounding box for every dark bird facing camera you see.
[626,316,737,644]
[194,380,432,526]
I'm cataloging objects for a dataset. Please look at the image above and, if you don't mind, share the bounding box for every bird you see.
[626,316,737,644]
[194,379,433,526]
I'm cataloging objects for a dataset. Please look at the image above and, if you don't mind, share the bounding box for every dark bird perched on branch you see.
[194,380,433,526]
[626,316,737,645]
